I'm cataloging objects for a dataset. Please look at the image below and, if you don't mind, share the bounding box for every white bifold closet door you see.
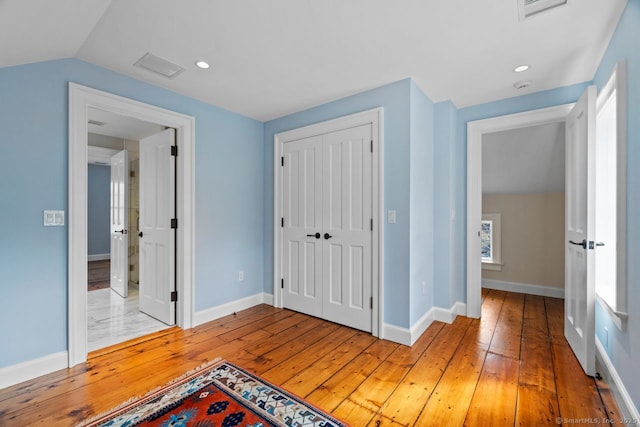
[282,124,372,332]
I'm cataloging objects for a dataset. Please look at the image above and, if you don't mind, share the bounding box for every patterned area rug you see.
[80,358,347,427]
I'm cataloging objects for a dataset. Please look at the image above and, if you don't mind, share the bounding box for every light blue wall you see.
[592,0,640,412]
[409,81,435,324]
[433,101,457,308]
[0,58,264,367]
[264,79,413,328]
[88,164,110,256]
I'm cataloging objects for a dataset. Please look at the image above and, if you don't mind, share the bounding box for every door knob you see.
[324,233,333,240]
[569,239,587,249]
[116,229,127,235]
[138,231,143,238]
[306,232,321,239]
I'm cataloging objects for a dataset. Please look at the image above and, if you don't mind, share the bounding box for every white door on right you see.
[139,128,176,326]
[565,85,596,376]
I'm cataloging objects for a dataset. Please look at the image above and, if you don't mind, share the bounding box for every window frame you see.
[481,213,502,271]
[595,61,628,330]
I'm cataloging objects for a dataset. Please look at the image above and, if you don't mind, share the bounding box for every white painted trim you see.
[273,108,384,337]
[383,301,466,347]
[68,83,196,367]
[193,293,274,327]
[381,323,412,346]
[466,103,573,319]
[0,351,68,390]
[482,278,565,299]
[596,338,640,420]
[88,253,110,262]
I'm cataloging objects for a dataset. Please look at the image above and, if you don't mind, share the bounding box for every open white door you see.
[565,85,596,376]
[110,150,129,298]
[139,128,176,325]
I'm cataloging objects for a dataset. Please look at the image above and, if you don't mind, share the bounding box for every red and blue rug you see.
[80,358,347,427]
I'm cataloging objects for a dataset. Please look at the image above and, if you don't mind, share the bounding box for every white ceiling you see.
[482,121,565,195]
[0,0,627,121]
[88,108,163,140]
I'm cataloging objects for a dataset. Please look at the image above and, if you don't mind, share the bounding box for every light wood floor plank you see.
[0,293,621,426]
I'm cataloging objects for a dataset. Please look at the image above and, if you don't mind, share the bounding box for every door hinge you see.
[370,218,373,231]
[281,217,284,228]
[130,170,135,178]
[281,156,284,167]
[171,218,178,229]
[370,139,373,153]
[370,297,373,309]
[171,291,178,302]
[171,145,178,156]
[281,278,284,289]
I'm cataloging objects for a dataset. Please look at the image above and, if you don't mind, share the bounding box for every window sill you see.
[596,294,627,331]
[482,262,503,271]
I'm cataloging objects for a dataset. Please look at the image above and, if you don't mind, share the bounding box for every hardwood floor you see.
[0,289,620,426]
[88,260,110,292]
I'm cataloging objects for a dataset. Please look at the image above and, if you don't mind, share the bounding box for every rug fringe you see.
[76,357,222,427]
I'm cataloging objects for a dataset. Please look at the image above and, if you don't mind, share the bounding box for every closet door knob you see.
[138,231,143,238]
[324,233,333,240]
[306,232,321,239]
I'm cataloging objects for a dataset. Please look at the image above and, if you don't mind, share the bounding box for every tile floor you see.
[88,286,169,351]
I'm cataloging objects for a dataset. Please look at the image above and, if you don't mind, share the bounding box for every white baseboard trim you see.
[381,322,412,346]
[193,292,274,327]
[0,351,68,390]
[383,301,466,347]
[88,253,110,261]
[482,278,564,299]
[596,338,640,420]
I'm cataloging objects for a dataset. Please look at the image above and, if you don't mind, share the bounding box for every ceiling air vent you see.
[518,0,567,21]
[134,52,185,79]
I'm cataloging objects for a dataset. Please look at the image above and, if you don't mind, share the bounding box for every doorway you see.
[86,109,173,351]
[466,103,573,318]
[68,83,195,367]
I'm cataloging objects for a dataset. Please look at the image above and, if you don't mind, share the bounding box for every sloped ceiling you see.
[0,0,628,121]
[482,122,566,195]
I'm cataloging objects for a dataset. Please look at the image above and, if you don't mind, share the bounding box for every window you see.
[481,213,502,270]
[595,61,627,329]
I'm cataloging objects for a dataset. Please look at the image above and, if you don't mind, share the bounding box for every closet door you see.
[321,125,372,332]
[282,135,323,317]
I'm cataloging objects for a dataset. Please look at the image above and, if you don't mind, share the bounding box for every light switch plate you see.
[44,210,65,226]
[387,210,397,224]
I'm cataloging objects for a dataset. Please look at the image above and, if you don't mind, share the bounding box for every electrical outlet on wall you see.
[238,270,245,282]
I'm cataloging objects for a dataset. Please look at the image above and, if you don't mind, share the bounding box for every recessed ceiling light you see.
[514,65,530,73]
[195,60,210,69]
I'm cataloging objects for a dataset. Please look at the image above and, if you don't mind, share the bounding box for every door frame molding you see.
[273,108,384,337]
[466,103,572,318]
[68,83,195,366]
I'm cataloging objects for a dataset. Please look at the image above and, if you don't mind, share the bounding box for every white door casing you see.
[564,85,597,376]
[275,108,383,338]
[68,83,195,367]
[110,150,129,298]
[139,129,176,325]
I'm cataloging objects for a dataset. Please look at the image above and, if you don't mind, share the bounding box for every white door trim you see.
[466,103,572,318]
[273,108,384,337]
[68,83,195,367]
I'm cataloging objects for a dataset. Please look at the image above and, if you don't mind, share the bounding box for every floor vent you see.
[518,0,568,21]
[134,52,185,79]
